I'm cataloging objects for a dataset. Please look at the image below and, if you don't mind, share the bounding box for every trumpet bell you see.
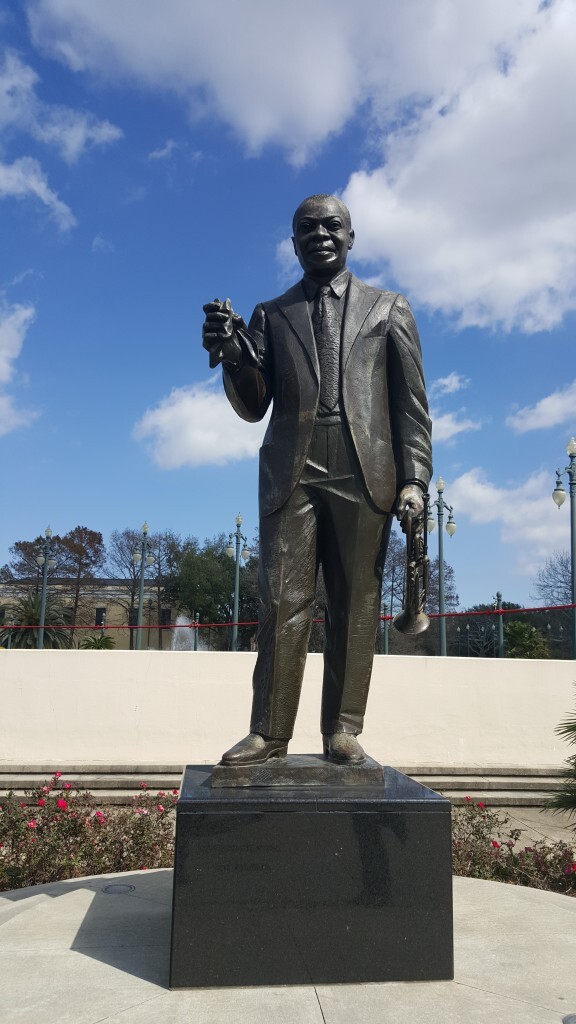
[392,609,430,635]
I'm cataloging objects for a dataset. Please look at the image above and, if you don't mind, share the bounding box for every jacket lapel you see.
[274,282,319,383]
[342,274,380,371]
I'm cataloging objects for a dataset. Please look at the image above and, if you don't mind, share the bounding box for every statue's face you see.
[292,197,354,279]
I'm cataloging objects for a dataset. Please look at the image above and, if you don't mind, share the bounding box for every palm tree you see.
[0,591,73,649]
[79,633,116,649]
[546,694,576,828]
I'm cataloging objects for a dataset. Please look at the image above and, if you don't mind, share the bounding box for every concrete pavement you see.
[1,867,575,1024]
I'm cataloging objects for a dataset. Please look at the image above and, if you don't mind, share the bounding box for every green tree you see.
[0,592,73,649]
[169,534,234,650]
[505,621,550,659]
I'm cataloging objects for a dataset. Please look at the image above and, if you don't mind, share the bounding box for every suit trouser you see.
[250,418,392,739]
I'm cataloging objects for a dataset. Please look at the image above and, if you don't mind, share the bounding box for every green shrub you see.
[0,775,176,891]
[2,778,575,896]
[453,797,576,895]
[546,695,576,825]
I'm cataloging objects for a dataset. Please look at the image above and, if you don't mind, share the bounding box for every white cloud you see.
[133,377,269,469]
[148,138,178,161]
[448,467,569,576]
[432,410,481,444]
[429,372,478,442]
[0,49,122,163]
[0,300,38,435]
[91,233,114,254]
[275,238,299,284]
[0,156,76,229]
[430,372,469,400]
[342,1,576,332]
[26,1,542,161]
[506,379,576,434]
[26,0,576,329]
[0,301,35,383]
[0,393,38,436]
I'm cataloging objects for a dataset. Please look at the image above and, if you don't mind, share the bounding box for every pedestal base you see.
[170,764,453,987]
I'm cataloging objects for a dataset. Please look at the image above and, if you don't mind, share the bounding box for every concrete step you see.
[0,762,564,776]
[438,790,558,807]
[0,766,566,808]
[412,775,563,792]
[0,774,181,791]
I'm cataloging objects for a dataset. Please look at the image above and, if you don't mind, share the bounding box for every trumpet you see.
[393,497,430,635]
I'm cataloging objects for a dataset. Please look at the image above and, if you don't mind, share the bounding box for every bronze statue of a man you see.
[203,194,432,766]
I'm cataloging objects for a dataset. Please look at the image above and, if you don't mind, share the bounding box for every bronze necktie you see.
[312,285,340,412]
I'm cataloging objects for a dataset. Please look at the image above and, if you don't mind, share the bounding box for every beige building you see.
[0,578,178,651]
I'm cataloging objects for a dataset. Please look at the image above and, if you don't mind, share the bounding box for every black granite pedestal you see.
[169,763,453,988]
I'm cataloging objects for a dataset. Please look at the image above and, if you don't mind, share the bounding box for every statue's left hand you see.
[396,485,425,531]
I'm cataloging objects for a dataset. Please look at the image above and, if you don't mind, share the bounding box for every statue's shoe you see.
[323,733,366,765]
[220,733,289,766]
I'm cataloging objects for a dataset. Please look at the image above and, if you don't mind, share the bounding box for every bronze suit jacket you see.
[223,273,432,517]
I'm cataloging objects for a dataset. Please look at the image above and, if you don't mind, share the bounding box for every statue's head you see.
[292,194,354,281]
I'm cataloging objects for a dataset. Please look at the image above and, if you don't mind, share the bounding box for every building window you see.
[0,607,5,625]
[160,607,172,627]
[95,607,106,627]
[128,607,138,627]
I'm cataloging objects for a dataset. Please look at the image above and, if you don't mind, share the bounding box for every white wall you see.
[0,650,574,768]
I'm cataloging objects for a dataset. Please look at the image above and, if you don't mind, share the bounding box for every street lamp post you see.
[133,522,155,651]
[496,591,505,658]
[427,477,457,657]
[226,514,249,652]
[552,436,576,660]
[36,526,56,650]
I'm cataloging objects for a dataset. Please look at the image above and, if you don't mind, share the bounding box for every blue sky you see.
[1,0,575,609]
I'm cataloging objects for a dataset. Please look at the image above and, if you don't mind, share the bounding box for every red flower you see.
[139,782,148,789]
[157,804,165,813]
[42,786,50,794]
[465,796,471,802]
[56,798,67,810]
[54,772,62,779]
[491,841,500,849]
[37,799,45,807]
[27,820,38,829]
[477,802,486,810]
[19,802,26,808]
[63,783,72,790]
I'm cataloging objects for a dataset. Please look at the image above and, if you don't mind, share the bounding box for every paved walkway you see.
[1,867,575,1024]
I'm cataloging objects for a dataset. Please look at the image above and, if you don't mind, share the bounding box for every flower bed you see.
[0,774,176,891]
[452,796,576,895]
[1,777,575,895]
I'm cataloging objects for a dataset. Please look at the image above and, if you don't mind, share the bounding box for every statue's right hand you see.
[202,298,242,368]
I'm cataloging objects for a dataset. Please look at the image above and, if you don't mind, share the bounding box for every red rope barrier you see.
[2,604,575,631]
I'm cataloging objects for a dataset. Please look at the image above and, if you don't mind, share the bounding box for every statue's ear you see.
[348,229,355,251]
[291,235,297,255]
